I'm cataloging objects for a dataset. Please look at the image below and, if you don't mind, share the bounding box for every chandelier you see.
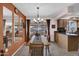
[33,6,44,23]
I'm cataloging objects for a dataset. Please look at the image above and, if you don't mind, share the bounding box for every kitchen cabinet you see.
[55,32,79,51]
[57,19,68,28]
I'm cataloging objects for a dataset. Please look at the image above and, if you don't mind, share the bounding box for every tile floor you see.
[14,42,79,56]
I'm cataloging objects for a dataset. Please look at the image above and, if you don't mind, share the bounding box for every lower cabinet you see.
[55,32,79,51]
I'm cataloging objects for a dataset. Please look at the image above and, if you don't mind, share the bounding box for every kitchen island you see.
[54,31,79,51]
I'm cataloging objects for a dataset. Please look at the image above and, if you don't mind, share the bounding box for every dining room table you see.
[28,35,50,56]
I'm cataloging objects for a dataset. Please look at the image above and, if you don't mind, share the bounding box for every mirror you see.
[3,7,12,48]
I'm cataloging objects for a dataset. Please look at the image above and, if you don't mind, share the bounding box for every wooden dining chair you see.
[29,43,44,56]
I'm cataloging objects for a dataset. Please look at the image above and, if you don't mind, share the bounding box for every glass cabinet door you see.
[14,13,19,42]
[3,7,12,48]
[14,13,23,42]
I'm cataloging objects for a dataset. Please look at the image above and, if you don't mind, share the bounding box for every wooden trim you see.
[18,16,20,31]
[7,38,25,55]
[0,4,4,49]
[1,3,14,12]
[14,8,25,19]
[0,3,25,20]
[23,18,26,43]
[12,12,14,43]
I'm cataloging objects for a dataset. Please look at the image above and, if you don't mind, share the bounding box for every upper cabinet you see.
[57,19,68,28]
[57,17,79,29]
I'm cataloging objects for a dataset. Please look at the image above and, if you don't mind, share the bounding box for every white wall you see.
[50,19,57,42]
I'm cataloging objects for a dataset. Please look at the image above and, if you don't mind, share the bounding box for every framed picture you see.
[52,25,55,28]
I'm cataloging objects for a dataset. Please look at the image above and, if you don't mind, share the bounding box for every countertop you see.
[56,31,79,36]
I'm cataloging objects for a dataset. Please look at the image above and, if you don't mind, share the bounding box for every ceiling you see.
[13,3,74,20]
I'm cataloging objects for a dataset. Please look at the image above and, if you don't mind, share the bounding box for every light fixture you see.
[33,6,44,23]
[33,18,37,22]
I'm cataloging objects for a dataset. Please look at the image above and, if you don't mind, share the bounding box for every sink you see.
[66,33,78,36]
